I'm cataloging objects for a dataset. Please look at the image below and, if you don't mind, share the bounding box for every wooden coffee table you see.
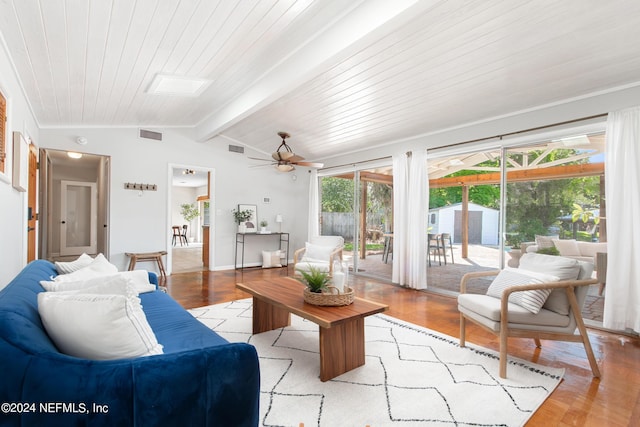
[236,277,388,381]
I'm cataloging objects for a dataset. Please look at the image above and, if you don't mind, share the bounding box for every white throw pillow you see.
[38,291,163,360]
[55,253,94,274]
[262,250,282,268]
[41,270,155,294]
[552,239,581,257]
[534,235,559,250]
[52,253,118,282]
[486,268,559,314]
[301,242,334,263]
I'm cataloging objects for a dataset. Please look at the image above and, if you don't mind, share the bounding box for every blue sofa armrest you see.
[147,271,159,288]
[8,343,260,427]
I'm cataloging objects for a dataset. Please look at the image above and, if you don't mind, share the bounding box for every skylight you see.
[146,74,211,96]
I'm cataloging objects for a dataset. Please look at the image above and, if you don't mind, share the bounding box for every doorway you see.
[168,165,213,274]
[39,149,110,261]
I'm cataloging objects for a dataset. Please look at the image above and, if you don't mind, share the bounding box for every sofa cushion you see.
[486,268,558,314]
[552,239,581,257]
[38,286,163,360]
[577,241,607,257]
[535,235,558,250]
[41,270,155,294]
[55,253,94,274]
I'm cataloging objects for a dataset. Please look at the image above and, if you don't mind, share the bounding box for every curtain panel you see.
[308,169,319,240]
[392,151,428,289]
[603,106,640,332]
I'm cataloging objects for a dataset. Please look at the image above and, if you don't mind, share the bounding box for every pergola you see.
[334,134,606,259]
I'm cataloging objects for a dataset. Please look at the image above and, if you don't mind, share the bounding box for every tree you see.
[321,177,354,212]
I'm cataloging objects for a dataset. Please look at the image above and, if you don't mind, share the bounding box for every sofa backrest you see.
[0,260,60,354]
[577,241,607,257]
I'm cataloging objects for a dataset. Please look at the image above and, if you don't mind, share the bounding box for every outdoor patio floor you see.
[349,243,605,324]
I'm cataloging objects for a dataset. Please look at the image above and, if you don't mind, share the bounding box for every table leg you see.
[252,298,290,334]
[319,317,365,382]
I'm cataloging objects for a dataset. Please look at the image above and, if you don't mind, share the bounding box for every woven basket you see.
[303,286,354,306]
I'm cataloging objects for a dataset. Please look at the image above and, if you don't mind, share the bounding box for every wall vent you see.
[139,129,163,141]
[228,144,244,154]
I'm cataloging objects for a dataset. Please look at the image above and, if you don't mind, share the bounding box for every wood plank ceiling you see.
[1,0,639,164]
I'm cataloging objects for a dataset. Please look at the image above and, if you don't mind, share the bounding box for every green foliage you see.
[259,220,268,227]
[180,203,199,222]
[571,203,600,224]
[232,208,252,223]
[536,246,560,256]
[297,267,331,293]
[321,177,354,212]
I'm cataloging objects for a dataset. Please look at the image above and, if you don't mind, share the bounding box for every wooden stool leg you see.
[128,256,137,271]
[155,256,167,278]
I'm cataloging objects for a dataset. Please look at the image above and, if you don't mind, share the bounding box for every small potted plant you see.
[259,220,268,233]
[232,208,252,233]
[298,266,330,293]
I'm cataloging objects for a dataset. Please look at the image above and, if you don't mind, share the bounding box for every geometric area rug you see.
[189,299,564,427]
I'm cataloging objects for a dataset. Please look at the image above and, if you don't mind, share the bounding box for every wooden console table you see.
[234,232,289,270]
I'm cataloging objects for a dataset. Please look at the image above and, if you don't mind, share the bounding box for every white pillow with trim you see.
[262,250,282,268]
[55,253,94,274]
[301,242,334,263]
[486,267,559,314]
[41,270,155,294]
[51,253,118,282]
[552,239,581,257]
[38,289,163,360]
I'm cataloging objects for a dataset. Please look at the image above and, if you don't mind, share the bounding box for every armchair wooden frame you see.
[459,270,601,379]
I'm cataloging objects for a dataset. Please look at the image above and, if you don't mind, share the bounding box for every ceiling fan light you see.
[274,151,294,161]
[275,163,295,172]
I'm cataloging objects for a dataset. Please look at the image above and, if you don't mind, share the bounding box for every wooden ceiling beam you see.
[430,163,604,188]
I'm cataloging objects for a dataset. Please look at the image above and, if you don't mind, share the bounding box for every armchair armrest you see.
[500,278,598,326]
[459,270,500,293]
[293,247,306,264]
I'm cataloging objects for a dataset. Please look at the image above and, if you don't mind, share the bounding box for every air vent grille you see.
[228,144,244,154]
[139,129,163,141]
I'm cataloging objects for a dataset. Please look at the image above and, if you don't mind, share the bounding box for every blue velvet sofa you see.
[0,260,260,426]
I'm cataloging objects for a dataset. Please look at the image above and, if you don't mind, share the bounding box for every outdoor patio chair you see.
[457,253,600,379]
[293,236,344,277]
[427,233,442,266]
[440,233,454,265]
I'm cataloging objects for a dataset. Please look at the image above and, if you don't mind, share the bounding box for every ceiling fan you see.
[250,132,324,172]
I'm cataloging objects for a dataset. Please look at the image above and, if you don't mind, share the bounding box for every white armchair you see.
[293,236,344,277]
[458,253,600,379]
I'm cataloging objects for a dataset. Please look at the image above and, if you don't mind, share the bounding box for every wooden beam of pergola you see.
[430,163,604,188]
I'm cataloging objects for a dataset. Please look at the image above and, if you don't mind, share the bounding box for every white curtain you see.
[308,169,320,240]
[603,106,640,332]
[392,150,428,289]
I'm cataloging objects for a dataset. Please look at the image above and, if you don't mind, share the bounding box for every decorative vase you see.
[238,223,247,233]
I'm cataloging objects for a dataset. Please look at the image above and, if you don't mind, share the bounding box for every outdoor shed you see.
[428,203,499,245]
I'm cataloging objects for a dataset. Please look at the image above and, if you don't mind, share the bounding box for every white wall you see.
[0,38,40,288]
[37,128,310,274]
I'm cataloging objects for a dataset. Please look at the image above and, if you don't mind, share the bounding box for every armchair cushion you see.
[458,294,572,330]
[486,268,559,314]
[535,234,559,250]
[301,242,336,263]
[518,253,584,315]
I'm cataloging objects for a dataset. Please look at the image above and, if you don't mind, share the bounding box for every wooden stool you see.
[125,251,167,278]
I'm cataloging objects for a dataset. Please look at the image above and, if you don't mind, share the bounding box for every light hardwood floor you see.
[164,266,640,426]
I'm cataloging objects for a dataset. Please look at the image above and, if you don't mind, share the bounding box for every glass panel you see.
[320,175,356,268]
[505,133,606,325]
[427,151,502,294]
[65,184,92,247]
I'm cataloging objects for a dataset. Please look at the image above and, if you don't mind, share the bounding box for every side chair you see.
[457,253,600,379]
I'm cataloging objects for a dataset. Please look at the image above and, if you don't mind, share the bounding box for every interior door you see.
[27,143,38,261]
[60,180,97,256]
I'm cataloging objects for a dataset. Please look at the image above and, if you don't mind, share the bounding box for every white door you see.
[60,180,97,256]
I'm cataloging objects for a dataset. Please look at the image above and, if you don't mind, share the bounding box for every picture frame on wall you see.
[238,204,257,233]
[12,131,28,192]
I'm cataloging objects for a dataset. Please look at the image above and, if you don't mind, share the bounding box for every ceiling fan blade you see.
[293,161,324,168]
[288,154,305,162]
[248,156,273,162]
